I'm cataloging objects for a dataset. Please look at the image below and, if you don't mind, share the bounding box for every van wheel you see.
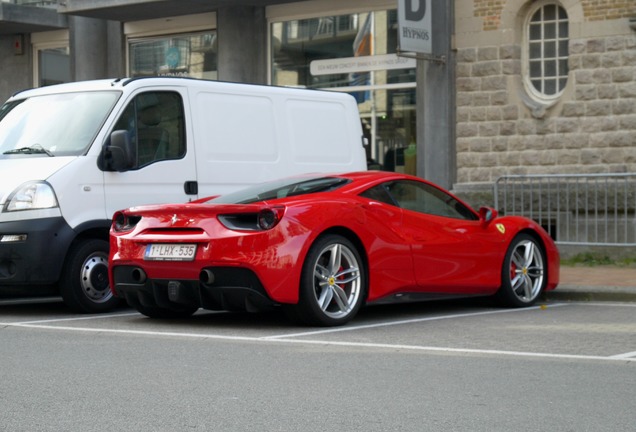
[60,238,120,313]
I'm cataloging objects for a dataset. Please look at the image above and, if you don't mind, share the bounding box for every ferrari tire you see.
[294,234,365,326]
[496,233,547,307]
[60,238,120,313]
[134,304,198,319]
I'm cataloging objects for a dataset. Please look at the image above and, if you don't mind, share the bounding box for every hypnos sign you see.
[398,0,432,54]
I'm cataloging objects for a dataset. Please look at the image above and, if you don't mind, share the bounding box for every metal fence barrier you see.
[494,173,636,246]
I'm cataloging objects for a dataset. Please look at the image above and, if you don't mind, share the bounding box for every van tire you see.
[60,238,120,313]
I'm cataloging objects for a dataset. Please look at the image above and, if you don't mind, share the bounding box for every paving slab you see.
[546,265,636,302]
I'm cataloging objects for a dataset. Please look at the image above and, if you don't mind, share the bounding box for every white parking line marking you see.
[0,322,261,342]
[0,302,632,363]
[610,351,636,359]
[1,321,634,363]
[12,312,140,325]
[275,339,636,363]
[573,302,636,308]
[264,304,570,339]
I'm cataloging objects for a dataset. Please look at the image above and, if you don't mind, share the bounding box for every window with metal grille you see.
[526,3,569,99]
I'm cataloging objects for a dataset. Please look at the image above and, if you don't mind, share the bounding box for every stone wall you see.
[580,0,635,21]
[473,0,635,31]
[455,17,636,187]
[473,0,506,30]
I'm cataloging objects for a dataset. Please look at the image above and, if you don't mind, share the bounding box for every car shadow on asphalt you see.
[123,296,502,330]
[0,294,501,329]
[0,295,130,319]
[0,297,68,317]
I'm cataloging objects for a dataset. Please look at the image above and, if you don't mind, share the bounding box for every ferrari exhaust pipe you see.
[200,269,215,285]
[131,268,147,283]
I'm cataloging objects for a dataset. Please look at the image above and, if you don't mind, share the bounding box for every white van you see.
[0,77,367,312]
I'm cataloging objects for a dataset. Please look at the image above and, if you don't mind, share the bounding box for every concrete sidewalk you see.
[545,265,636,302]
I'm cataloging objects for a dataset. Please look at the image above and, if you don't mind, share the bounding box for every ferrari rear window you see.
[209,176,350,204]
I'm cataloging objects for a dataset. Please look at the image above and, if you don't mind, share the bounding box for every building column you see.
[216,6,267,84]
[69,16,124,81]
[416,2,455,190]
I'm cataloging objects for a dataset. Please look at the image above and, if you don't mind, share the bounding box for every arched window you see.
[525,3,569,101]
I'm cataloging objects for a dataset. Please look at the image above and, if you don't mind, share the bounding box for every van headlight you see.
[4,181,59,212]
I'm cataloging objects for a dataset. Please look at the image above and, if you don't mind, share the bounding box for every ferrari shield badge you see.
[496,223,506,234]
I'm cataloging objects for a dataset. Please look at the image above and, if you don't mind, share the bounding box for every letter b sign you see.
[405,0,426,21]
[398,0,432,54]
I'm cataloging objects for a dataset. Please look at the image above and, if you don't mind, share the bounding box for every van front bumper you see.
[0,217,75,286]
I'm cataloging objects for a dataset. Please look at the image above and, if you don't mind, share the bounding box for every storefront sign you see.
[310,53,416,76]
[398,0,432,54]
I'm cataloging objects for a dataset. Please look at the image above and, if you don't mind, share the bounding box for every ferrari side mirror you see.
[479,206,498,226]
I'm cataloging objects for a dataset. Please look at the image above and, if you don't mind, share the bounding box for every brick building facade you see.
[455,0,636,188]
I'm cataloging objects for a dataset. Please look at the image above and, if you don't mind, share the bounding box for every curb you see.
[543,285,636,303]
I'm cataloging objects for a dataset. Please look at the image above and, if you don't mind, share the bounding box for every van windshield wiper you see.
[3,144,54,157]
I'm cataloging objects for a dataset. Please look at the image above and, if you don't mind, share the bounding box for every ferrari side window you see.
[387,180,477,220]
[359,185,396,206]
[211,176,350,204]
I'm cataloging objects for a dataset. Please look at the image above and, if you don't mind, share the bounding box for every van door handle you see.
[184,181,198,195]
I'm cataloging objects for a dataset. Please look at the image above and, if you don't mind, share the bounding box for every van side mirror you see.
[479,206,498,226]
[101,130,135,172]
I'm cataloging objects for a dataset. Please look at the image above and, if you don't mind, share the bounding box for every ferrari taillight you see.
[112,211,141,232]
[258,208,281,230]
[218,206,285,231]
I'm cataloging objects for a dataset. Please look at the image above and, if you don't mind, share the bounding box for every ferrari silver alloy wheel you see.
[312,243,362,319]
[508,238,545,303]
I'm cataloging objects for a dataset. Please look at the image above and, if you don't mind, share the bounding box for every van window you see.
[113,91,185,168]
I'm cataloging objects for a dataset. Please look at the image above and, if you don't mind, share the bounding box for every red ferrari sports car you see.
[109,171,559,326]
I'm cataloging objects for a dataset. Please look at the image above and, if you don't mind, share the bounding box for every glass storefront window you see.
[271,9,417,174]
[38,47,70,87]
[129,31,217,80]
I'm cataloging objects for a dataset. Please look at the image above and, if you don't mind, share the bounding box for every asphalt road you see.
[0,298,634,432]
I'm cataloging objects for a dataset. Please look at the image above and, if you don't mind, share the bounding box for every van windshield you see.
[0,91,120,157]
